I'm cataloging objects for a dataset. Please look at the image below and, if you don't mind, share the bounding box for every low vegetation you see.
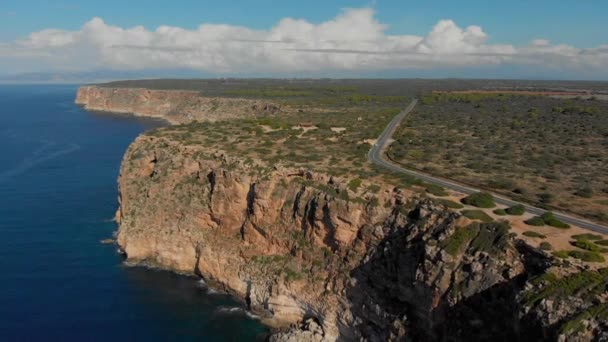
[541,212,571,229]
[523,231,546,239]
[493,208,507,216]
[146,83,414,188]
[522,270,608,336]
[505,204,525,216]
[461,210,494,223]
[389,93,608,222]
[524,268,608,308]
[552,250,605,262]
[442,222,510,256]
[524,217,545,226]
[425,183,448,197]
[525,212,570,229]
[559,304,608,335]
[570,239,607,253]
[443,225,478,256]
[571,233,603,241]
[432,198,464,209]
[461,192,496,208]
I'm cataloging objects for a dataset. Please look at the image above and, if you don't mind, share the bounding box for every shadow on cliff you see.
[342,215,552,342]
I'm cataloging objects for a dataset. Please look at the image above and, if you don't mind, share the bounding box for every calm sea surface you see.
[0,85,268,341]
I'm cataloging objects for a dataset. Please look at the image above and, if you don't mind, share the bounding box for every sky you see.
[1,0,607,80]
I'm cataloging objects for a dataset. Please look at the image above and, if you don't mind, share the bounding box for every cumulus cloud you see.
[1,7,607,75]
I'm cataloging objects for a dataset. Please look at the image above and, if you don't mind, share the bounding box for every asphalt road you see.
[368,99,608,235]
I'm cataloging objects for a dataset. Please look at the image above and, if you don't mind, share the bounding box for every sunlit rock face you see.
[76,86,280,124]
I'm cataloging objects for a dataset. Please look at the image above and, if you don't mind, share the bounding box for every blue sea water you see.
[0,85,268,341]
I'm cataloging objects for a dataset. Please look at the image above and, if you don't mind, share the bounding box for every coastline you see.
[75,85,282,125]
[76,83,608,341]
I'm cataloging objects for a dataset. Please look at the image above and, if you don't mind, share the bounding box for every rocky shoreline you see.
[113,133,606,341]
[77,87,608,341]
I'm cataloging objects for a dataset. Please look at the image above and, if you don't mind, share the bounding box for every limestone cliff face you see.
[116,134,554,341]
[75,86,280,124]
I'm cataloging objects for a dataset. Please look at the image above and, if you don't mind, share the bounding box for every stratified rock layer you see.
[116,134,557,341]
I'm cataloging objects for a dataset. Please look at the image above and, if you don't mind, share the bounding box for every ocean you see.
[0,85,268,341]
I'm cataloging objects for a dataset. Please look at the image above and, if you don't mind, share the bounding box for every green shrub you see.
[493,208,507,216]
[552,251,570,259]
[572,234,603,241]
[461,210,494,223]
[442,225,478,256]
[568,250,605,263]
[525,216,546,226]
[461,192,496,208]
[398,173,423,186]
[538,193,554,204]
[441,222,509,256]
[539,242,552,251]
[596,240,608,246]
[574,186,594,198]
[523,231,546,238]
[540,212,554,221]
[571,239,602,253]
[524,268,608,307]
[367,184,381,193]
[487,177,516,190]
[283,268,303,282]
[348,178,362,192]
[433,199,464,209]
[547,218,570,229]
[542,212,571,229]
[554,250,605,262]
[425,183,448,197]
[506,204,525,216]
[559,304,608,335]
[526,212,570,229]
[468,222,511,255]
[369,197,380,207]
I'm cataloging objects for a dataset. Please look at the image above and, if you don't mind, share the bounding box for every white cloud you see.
[1,7,607,76]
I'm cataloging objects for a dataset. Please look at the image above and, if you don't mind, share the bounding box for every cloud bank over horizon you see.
[1,8,607,79]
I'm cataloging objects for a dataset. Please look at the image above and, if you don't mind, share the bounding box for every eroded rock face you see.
[75,86,280,124]
[115,134,558,341]
[269,318,326,342]
[519,267,608,341]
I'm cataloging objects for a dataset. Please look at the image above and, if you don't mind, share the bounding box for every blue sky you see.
[1,1,607,79]
[2,0,606,47]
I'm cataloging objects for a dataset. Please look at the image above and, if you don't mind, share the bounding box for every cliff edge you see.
[75,86,281,124]
[115,132,608,341]
[76,80,608,340]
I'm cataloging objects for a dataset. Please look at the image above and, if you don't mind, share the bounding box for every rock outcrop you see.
[519,266,608,341]
[114,133,607,341]
[75,86,281,124]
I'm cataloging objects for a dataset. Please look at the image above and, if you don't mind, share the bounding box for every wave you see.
[0,143,80,182]
[215,306,259,320]
[31,140,57,156]
[196,279,221,295]
[206,287,220,295]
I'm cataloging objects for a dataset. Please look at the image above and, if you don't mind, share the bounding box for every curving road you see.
[368,99,608,235]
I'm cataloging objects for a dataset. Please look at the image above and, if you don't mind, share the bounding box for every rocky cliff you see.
[114,132,608,341]
[75,86,281,124]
